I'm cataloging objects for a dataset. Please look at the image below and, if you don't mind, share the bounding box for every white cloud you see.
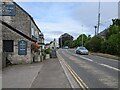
[35,18,93,43]
[16,2,118,43]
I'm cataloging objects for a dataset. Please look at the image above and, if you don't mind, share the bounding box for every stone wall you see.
[2,3,31,36]
[2,24,32,65]
[0,18,2,69]
[2,2,33,65]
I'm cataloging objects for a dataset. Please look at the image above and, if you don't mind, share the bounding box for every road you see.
[57,49,119,89]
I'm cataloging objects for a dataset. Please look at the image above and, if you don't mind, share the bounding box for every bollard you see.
[50,49,57,58]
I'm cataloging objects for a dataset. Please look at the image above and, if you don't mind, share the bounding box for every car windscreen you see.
[79,47,86,50]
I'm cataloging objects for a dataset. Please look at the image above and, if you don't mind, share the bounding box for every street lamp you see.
[94,26,97,36]
[60,37,62,48]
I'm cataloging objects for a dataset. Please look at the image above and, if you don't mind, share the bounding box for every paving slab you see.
[0,70,2,90]
[31,59,71,88]
[2,63,43,88]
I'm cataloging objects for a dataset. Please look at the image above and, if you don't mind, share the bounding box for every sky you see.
[16,1,118,43]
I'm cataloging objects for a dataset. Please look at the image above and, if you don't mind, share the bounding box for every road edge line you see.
[57,52,75,89]
[57,51,89,90]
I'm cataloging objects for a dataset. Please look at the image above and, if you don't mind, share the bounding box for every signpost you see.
[18,40,27,55]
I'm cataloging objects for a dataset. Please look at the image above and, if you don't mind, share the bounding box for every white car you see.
[75,46,89,55]
[63,46,69,49]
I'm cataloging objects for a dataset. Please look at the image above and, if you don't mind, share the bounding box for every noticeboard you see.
[18,40,27,55]
[0,4,16,16]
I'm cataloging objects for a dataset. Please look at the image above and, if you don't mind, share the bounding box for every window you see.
[3,40,14,52]
[31,27,34,36]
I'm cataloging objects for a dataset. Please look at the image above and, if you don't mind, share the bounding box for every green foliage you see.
[112,19,120,26]
[70,40,77,48]
[44,48,51,54]
[64,40,72,47]
[85,36,103,52]
[85,18,120,56]
[106,25,120,39]
[61,19,120,56]
[107,34,120,55]
[75,34,88,47]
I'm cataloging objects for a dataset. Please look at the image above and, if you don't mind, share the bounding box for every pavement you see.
[2,58,71,88]
[2,63,43,88]
[90,52,119,61]
[0,70,2,90]
[31,59,71,88]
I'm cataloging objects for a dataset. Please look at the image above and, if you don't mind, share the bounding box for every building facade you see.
[59,33,73,48]
[0,1,44,68]
[0,17,2,69]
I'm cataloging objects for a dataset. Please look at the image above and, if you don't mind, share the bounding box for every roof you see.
[98,29,108,37]
[60,33,73,39]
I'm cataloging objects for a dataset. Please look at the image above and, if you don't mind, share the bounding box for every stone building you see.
[0,17,2,69]
[0,1,44,68]
[48,39,59,49]
[59,33,73,48]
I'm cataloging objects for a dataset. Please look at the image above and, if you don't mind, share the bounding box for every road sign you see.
[18,40,27,55]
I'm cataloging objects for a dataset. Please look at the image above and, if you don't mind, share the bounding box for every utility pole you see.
[82,25,83,47]
[97,0,101,35]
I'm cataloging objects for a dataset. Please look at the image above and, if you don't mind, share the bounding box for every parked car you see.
[63,46,69,49]
[75,46,89,55]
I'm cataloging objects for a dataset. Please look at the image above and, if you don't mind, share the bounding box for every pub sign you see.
[18,40,27,55]
[0,4,16,16]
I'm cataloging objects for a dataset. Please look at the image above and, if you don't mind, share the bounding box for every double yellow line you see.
[58,52,90,90]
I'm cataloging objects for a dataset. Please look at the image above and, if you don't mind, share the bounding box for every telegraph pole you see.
[97,0,101,35]
[82,25,83,47]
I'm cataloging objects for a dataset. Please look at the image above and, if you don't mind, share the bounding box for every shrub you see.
[44,48,51,54]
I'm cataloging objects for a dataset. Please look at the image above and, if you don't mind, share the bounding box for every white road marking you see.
[66,50,120,72]
[58,51,89,89]
[79,56,93,62]
[66,50,93,62]
[70,49,120,62]
[95,55,120,62]
[99,63,120,71]
[57,52,75,88]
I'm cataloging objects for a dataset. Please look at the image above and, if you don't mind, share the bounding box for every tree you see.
[85,19,120,56]
[112,19,120,26]
[64,40,72,47]
[85,36,103,52]
[106,34,120,55]
[76,34,88,46]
